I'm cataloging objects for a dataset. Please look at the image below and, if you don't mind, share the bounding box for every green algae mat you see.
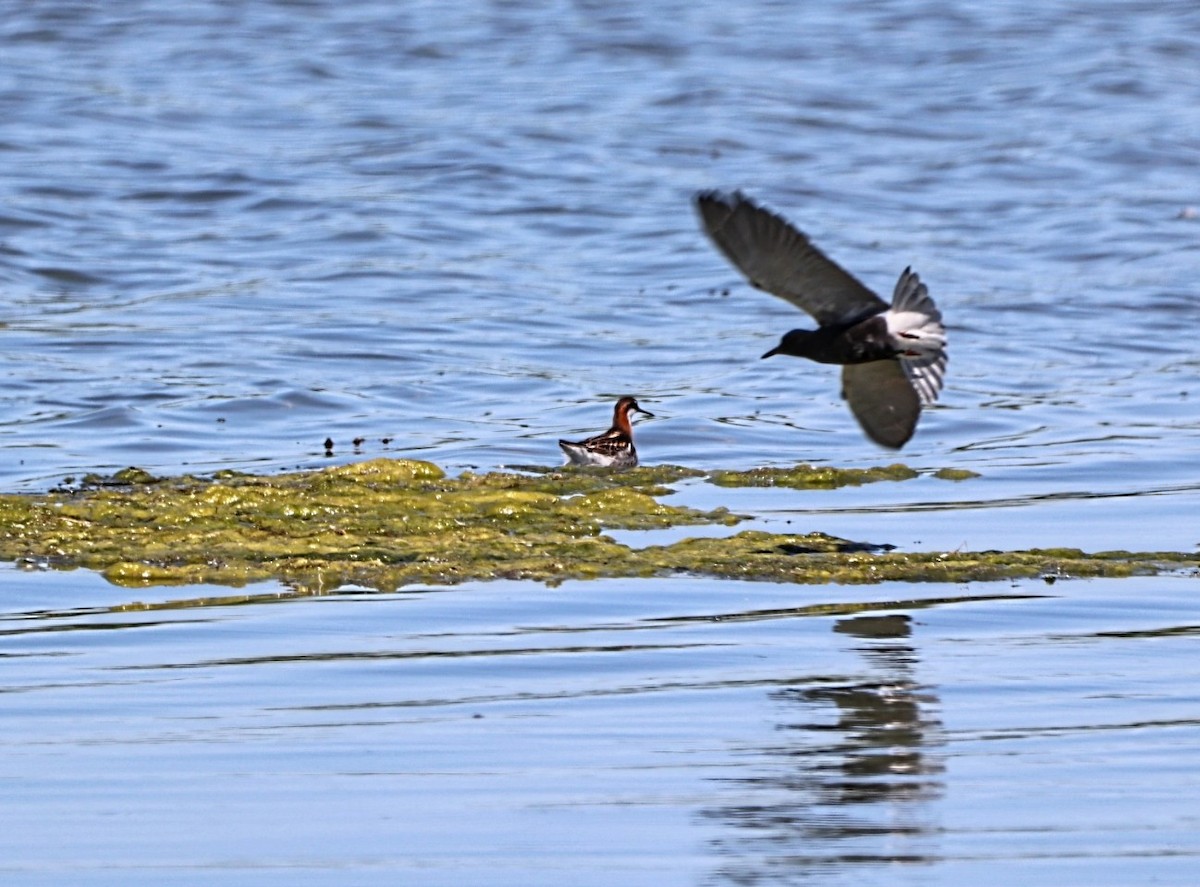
[0,458,1195,591]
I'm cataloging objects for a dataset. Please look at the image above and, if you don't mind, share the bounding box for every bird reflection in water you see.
[703,614,945,883]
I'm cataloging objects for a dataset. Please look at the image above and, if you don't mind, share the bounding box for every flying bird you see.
[695,190,946,448]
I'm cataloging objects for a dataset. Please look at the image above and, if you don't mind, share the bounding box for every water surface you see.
[2,1,1197,546]
[2,567,1199,885]
[2,0,1199,883]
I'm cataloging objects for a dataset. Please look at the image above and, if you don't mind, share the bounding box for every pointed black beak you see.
[761,346,780,359]
[635,406,655,418]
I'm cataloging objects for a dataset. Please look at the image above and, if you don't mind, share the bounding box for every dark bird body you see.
[695,190,947,448]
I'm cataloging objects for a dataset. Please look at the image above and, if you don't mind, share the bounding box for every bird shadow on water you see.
[700,613,946,884]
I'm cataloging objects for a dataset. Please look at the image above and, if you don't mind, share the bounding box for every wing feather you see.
[841,361,921,449]
[696,190,887,325]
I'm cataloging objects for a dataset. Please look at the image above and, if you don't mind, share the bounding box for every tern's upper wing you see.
[841,360,921,449]
[696,190,887,326]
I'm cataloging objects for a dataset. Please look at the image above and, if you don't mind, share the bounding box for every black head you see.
[762,329,817,360]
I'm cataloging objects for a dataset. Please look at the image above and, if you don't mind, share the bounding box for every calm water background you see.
[2,0,1199,883]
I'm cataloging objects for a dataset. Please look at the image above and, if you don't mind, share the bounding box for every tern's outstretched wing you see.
[696,190,887,326]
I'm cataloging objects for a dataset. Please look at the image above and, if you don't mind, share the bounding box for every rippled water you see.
[4,3,1198,502]
[2,0,1199,883]
[3,567,1200,886]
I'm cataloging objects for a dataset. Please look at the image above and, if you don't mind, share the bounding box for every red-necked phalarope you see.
[696,190,947,449]
[559,396,653,469]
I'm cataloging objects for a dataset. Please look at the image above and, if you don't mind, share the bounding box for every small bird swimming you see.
[559,396,654,469]
[695,190,947,449]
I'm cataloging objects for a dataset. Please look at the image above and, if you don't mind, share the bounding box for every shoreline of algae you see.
[0,458,1194,592]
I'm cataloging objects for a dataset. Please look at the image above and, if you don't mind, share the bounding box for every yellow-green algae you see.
[708,463,919,489]
[520,461,967,489]
[932,467,981,481]
[0,458,1195,592]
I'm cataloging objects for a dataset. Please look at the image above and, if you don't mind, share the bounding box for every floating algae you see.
[0,458,1194,592]
[932,467,982,481]
[707,463,919,489]
[1,459,735,590]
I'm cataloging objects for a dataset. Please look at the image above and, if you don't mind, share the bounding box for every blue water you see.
[3,567,1200,886]
[2,0,1200,883]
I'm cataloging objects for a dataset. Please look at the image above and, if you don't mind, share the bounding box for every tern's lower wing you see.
[841,360,921,449]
